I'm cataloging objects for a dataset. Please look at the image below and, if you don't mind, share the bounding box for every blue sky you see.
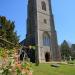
[0,0,75,44]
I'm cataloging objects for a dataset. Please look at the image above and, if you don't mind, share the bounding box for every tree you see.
[71,44,75,60]
[60,40,71,60]
[0,16,19,48]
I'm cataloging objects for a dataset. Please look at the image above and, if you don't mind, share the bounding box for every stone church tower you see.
[26,0,61,63]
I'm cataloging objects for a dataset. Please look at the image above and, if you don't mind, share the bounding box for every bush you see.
[0,47,33,75]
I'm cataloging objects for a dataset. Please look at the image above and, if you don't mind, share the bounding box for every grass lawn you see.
[32,63,75,75]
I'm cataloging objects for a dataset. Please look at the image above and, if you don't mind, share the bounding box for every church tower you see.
[26,0,61,62]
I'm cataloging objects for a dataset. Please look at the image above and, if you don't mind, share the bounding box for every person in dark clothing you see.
[20,50,24,61]
[19,47,28,61]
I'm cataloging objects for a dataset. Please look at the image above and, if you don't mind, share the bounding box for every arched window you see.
[43,32,50,46]
[41,1,46,11]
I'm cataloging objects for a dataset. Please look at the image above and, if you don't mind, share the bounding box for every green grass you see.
[32,63,75,75]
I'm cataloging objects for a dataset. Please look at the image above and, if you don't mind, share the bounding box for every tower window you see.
[44,19,47,24]
[41,1,46,11]
[43,32,50,46]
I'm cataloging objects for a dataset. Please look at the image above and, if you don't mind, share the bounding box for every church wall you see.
[37,29,53,62]
[37,12,51,31]
[26,0,61,63]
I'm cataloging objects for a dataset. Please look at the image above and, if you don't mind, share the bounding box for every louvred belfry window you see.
[41,1,46,11]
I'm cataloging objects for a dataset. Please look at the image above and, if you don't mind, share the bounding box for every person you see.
[20,47,28,61]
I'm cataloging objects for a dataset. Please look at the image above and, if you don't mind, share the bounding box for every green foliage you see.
[0,48,4,57]
[71,44,75,59]
[2,62,12,75]
[22,62,27,68]
[15,67,22,75]
[0,47,13,58]
[60,40,71,60]
[0,16,19,48]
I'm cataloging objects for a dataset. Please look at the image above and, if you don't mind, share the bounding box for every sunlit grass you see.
[32,63,75,75]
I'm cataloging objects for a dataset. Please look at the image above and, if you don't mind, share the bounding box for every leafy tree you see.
[0,16,19,48]
[60,40,71,60]
[71,44,75,60]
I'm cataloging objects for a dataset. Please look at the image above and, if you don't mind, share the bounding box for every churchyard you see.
[0,0,75,74]
[0,48,75,75]
[32,63,75,75]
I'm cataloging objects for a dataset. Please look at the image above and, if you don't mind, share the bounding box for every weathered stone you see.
[51,64,60,67]
[25,0,61,63]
